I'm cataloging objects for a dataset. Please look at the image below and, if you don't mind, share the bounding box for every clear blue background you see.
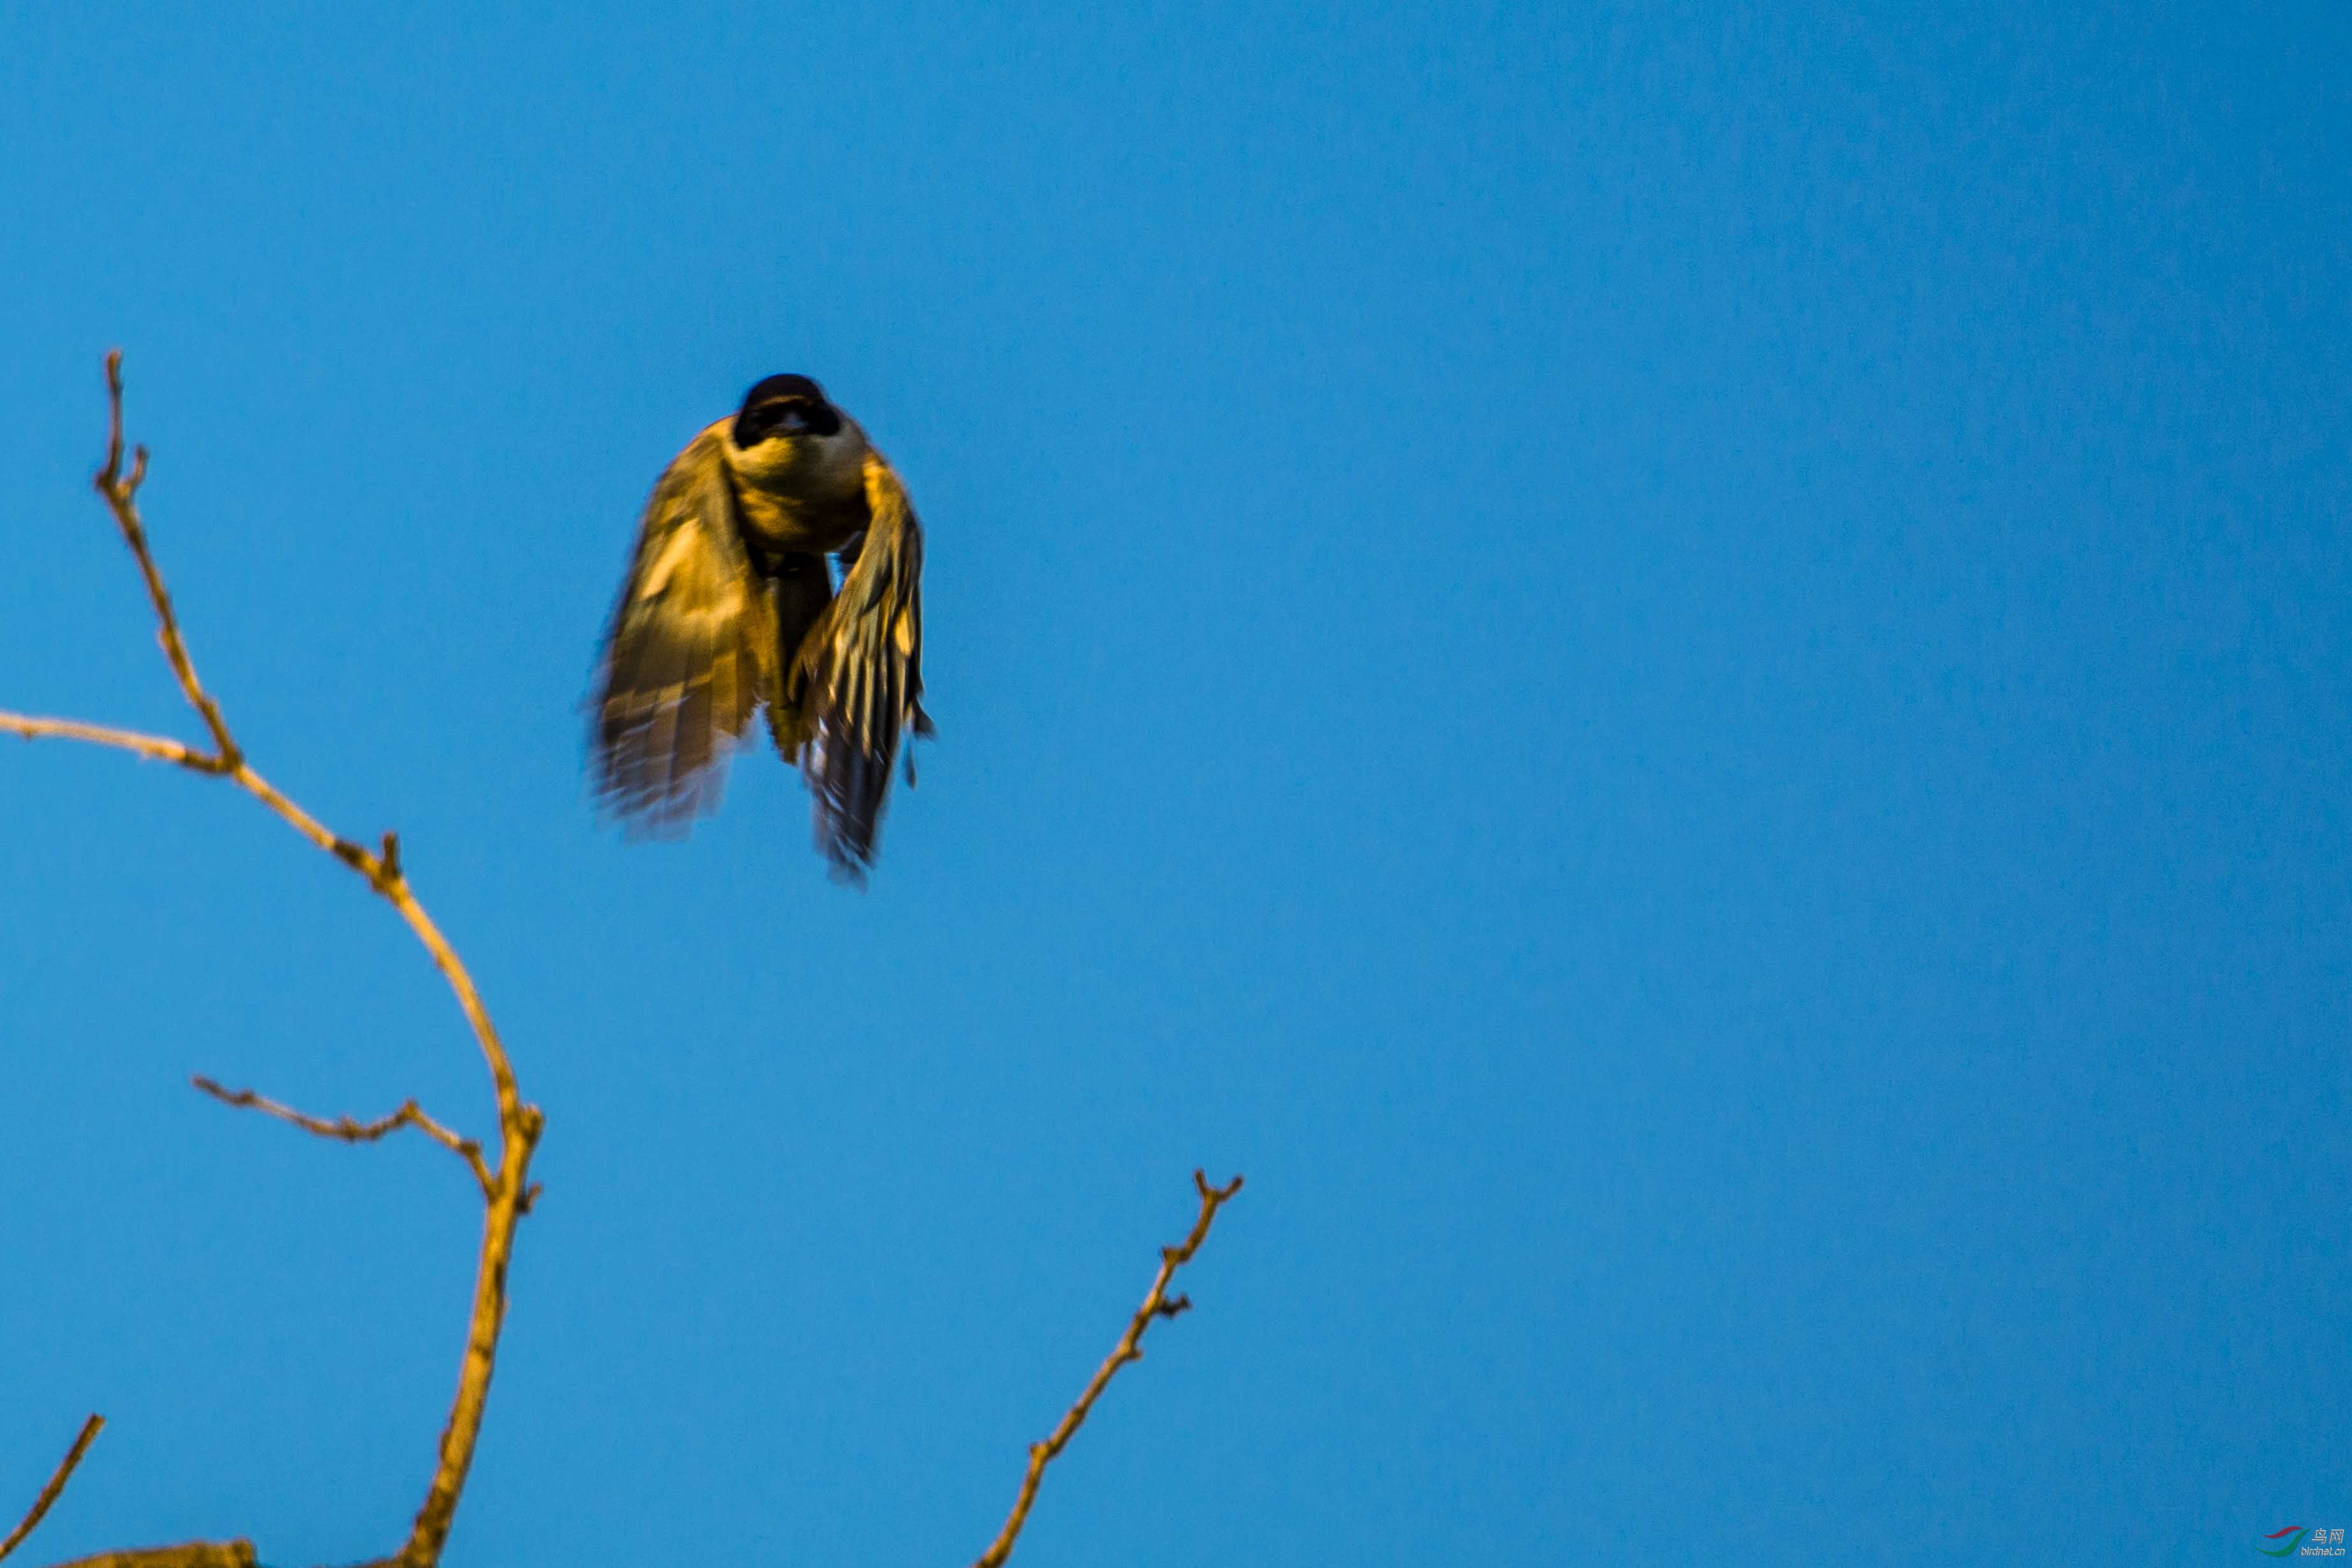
[2,4,2346,1564]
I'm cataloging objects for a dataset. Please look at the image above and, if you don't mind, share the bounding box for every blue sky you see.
[2,3,2347,1564]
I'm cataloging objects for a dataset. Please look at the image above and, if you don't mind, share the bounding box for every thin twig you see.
[972,1170,1244,1568]
[0,715,221,770]
[93,351,236,769]
[0,353,544,1568]
[0,1414,103,1565]
[192,1076,497,1203]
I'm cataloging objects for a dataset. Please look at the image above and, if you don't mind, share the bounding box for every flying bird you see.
[590,374,932,883]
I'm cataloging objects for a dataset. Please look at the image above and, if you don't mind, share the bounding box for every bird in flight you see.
[590,374,932,883]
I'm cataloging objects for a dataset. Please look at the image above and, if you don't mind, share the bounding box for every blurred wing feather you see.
[591,428,772,831]
[786,450,932,882]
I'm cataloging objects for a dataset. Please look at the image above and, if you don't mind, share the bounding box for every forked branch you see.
[0,353,541,1568]
[973,1170,1245,1568]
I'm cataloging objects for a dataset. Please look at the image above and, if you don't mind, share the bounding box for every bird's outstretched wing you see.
[784,449,934,882]
[591,427,776,830]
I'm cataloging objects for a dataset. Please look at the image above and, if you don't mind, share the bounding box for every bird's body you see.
[591,374,930,883]
[724,418,870,550]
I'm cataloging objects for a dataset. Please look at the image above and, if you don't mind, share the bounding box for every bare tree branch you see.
[47,1545,256,1568]
[91,349,234,768]
[0,353,544,1568]
[972,1170,1245,1568]
[0,715,217,770]
[10,351,1250,1568]
[0,1416,103,1566]
[191,1076,500,1205]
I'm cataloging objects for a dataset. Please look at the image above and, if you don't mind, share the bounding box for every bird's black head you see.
[733,373,842,446]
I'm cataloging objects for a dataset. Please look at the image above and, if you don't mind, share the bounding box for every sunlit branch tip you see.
[970,1169,1244,1568]
[0,1414,104,1566]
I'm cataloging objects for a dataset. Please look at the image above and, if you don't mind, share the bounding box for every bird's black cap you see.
[733,374,841,445]
[741,373,827,410]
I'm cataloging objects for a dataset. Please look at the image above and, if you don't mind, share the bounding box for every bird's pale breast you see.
[722,418,870,553]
